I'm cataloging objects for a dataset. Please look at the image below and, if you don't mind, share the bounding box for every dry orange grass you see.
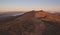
[35,11,60,23]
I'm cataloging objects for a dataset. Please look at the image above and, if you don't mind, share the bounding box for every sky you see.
[0,0,60,12]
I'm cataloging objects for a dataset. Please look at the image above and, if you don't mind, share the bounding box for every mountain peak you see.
[35,10,46,18]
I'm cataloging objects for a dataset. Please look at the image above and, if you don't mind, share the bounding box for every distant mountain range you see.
[0,12,25,16]
[0,12,25,22]
[0,10,60,35]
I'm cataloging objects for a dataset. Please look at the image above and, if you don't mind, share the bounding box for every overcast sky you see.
[0,0,60,12]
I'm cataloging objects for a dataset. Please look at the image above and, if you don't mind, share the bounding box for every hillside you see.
[0,10,60,35]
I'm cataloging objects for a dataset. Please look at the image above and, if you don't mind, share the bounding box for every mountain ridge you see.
[0,10,60,35]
